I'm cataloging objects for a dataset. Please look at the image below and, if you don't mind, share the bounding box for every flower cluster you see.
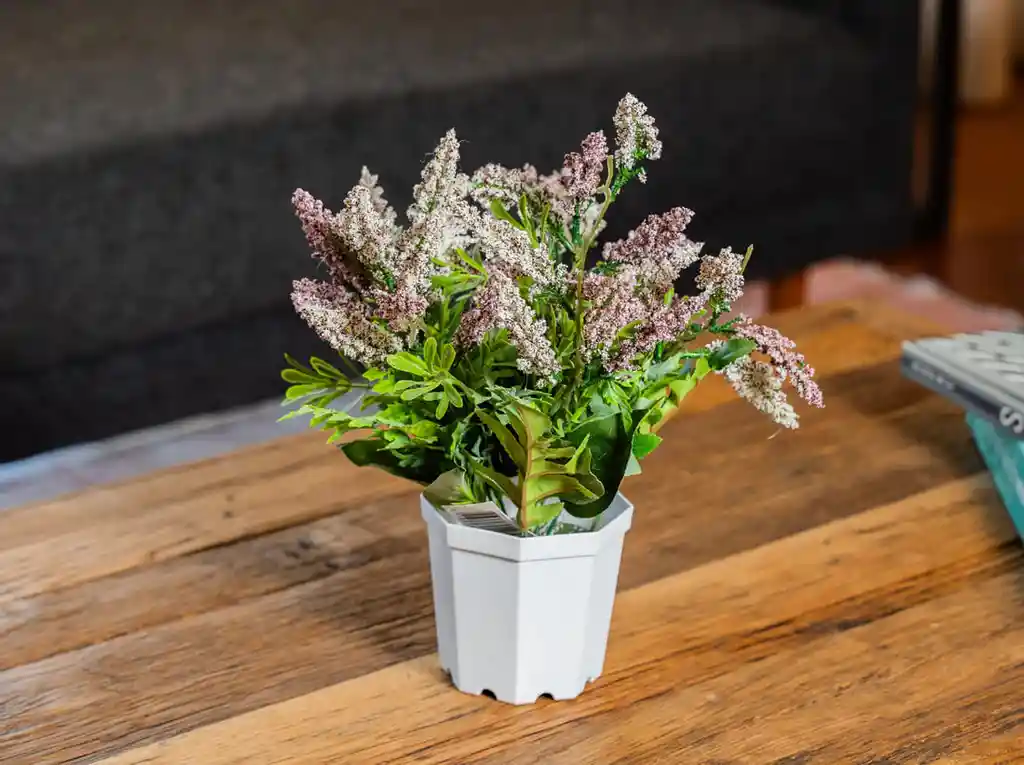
[732,319,825,409]
[284,93,824,530]
[458,271,559,378]
[563,132,609,201]
[291,278,402,365]
[718,352,800,429]
[602,207,702,294]
[613,93,662,173]
[290,130,478,364]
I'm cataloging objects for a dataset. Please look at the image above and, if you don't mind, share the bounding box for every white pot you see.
[421,493,634,705]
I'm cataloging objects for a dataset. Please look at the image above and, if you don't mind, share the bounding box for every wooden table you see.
[2,301,1022,764]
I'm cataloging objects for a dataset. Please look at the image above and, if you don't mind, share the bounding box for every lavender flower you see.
[732,319,824,408]
[582,269,647,362]
[457,271,559,379]
[337,183,397,277]
[342,130,476,333]
[369,277,429,337]
[469,163,535,208]
[613,93,662,170]
[478,216,564,290]
[470,161,576,226]
[608,292,709,370]
[717,351,800,429]
[581,201,608,239]
[358,166,397,226]
[602,207,702,293]
[696,247,745,303]
[408,130,467,225]
[292,189,362,287]
[291,278,402,365]
[562,131,608,201]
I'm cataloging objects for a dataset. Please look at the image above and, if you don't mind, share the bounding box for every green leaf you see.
[435,395,449,419]
[387,352,430,377]
[310,356,346,380]
[708,338,757,370]
[423,337,439,370]
[375,402,414,426]
[562,414,632,518]
[400,382,438,401]
[341,438,437,483]
[423,469,476,507]
[645,357,713,436]
[442,381,463,410]
[439,344,456,372]
[476,409,526,467]
[563,433,590,473]
[406,420,439,442]
[285,383,328,401]
[362,367,387,381]
[644,353,684,383]
[281,368,319,384]
[490,199,524,230]
[632,432,662,459]
[467,457,520,505]
[527,500,565,530]
[372,377,397,395]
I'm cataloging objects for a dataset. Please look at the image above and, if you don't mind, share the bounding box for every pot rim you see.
[421,493,633,562]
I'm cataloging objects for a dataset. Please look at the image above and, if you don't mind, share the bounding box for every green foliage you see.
[708,338,757,371]
[280,354,352,409]
[475,402,603,528]
[281,282,749,532]
[281,120,781,533]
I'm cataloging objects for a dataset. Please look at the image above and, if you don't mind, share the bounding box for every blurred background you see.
[2,0,1022,503]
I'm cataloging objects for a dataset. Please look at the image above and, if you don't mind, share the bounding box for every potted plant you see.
[280,94,824,704]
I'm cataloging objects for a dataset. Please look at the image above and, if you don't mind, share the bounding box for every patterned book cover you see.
[909,332,1024,409]
[902,334,1024,441]
[967,412,1024,540]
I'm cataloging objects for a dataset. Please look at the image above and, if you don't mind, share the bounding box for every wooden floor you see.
[896,75,1024,314]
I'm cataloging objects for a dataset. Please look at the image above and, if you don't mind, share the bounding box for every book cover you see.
[906,333,1024,410]
[900,352,1024,440]
[967,412,1024,540]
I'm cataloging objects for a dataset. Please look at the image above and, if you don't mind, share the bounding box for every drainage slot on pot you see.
[537,692,555,702]
[480,689,497,700]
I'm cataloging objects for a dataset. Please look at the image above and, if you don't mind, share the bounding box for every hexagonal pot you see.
[420,493,634,705]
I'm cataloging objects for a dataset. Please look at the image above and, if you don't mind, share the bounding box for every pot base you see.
[442,665,602,705]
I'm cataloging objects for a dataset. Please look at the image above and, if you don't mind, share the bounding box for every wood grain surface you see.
[1,301,1020,764]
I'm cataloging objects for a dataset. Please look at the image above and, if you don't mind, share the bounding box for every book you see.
[900,353,1024,439]
[913,332,1024,405]
[902,335,1024,440]
[966,412,1024,540]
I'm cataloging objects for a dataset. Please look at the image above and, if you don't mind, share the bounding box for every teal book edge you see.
[967,412,1024,540]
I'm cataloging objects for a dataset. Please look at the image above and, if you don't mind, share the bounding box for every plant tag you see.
[441,503,530,536]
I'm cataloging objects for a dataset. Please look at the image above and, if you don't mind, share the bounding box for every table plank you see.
[0,362,983,762]
[0,444,412,607]
[91,476,1020,765]
[501,571,1024,764]
[933,733,1024,764]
